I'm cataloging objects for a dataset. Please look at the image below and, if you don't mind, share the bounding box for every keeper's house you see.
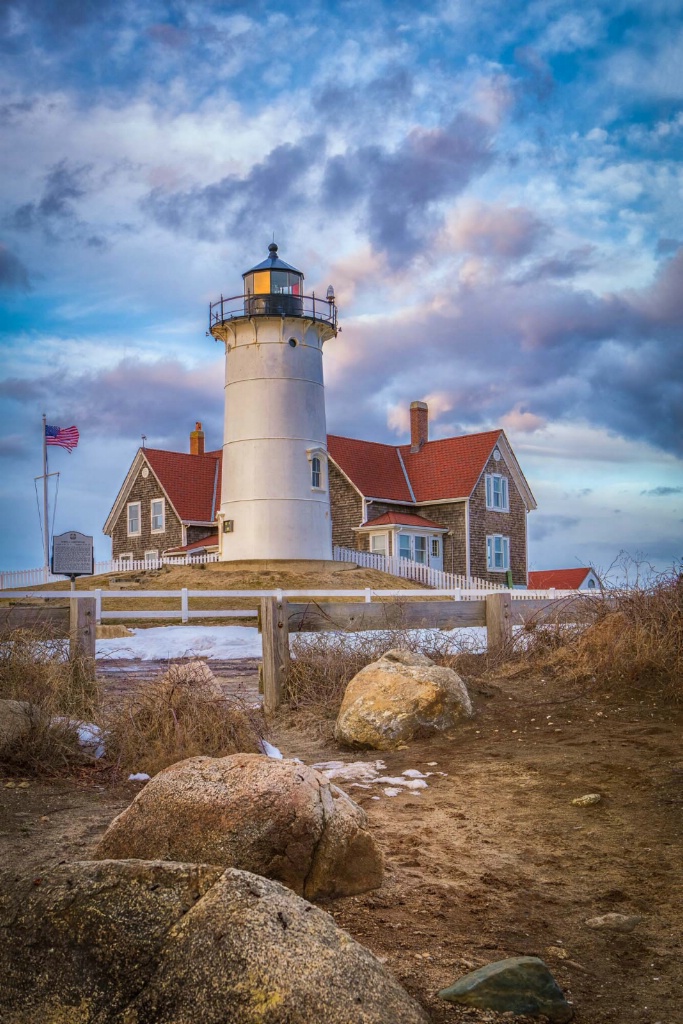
[103,402,537,585]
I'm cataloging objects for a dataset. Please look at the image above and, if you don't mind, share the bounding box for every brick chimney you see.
[190,421,205,456]
[410,401,428,453]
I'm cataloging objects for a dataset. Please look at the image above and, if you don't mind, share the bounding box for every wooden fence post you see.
[260,597,290,714]
[485,591,512,651]
[70,597,96,663]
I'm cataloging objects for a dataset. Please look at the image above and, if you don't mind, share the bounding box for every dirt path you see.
[1,664,681,1023]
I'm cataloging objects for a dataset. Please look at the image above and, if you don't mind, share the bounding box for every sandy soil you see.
[1,666,681,1024]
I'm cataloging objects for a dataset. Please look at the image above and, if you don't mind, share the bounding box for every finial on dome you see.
[268,242,278,258]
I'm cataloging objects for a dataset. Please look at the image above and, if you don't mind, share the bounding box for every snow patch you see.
[128,773,151,782]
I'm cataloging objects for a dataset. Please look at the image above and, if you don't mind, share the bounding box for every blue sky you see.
[1,0,682,576]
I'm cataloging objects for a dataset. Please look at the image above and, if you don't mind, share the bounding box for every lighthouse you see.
[209,244,338,563]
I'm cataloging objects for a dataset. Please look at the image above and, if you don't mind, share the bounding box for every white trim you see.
[486,534,510,572]
[485,472,510,512]
[150,497,165,533]
[396,448,416,502]
[307,446,327,492]
[464,499,470,578]
[126,501,141,537]
[144,549,159,562]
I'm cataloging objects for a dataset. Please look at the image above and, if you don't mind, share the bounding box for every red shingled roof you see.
[359,511,445,530]
[527,568,594,590]
[165,533,219,554]
[138,427,513,525]
[399,431,501,501]
[328,430,501,502]
[145,448,222,523]
[327,435,412,501]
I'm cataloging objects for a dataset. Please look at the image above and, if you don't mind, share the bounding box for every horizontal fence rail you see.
[1,586,594,625]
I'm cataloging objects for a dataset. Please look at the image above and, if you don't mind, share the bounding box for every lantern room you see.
[242,242,304,317]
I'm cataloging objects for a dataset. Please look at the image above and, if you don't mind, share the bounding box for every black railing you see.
[209,292,337,331]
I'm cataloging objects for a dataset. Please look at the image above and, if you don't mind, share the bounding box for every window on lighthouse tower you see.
[311,456,321,489]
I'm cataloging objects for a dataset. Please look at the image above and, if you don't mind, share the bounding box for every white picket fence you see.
[2,546,517,595]
[0,552,220,590]
[333,545,506,592]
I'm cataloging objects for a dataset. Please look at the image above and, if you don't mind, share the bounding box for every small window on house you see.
[119,553,133,565]
[311,456,321,489]
[370,534,387,556]
[398,535,412,560]
[485,473,509,511]
[486,534,510,571]
[127,502,141,536]
[414,536,427,565]
[431,538,440,558]
[151,498,165,533]
[144,550,159,563]
[587,578,596,589]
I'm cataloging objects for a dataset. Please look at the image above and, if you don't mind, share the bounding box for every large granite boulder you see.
[0,859,428,1024]
[94,752,383,899]
[334,648,472,750]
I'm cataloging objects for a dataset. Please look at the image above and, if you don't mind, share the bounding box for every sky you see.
[0,0,682,577]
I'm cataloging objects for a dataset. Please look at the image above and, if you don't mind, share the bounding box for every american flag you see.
[45,424,79,452]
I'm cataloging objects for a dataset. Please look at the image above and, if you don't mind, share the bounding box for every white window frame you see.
[118,552,133,565]
[150,497,165,533]
[144,549,159,563]
[486,534,510,572]
[485,473,509,512]
[127,502,141,537]
[370,533,388,556]
[306,447,327,491]
[413,535,427,565]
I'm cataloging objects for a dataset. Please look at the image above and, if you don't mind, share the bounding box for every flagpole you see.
[42,412,49,576]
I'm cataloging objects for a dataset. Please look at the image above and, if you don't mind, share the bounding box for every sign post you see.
[51,532,96,662]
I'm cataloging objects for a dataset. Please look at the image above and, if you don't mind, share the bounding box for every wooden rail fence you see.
[1,588,599,715]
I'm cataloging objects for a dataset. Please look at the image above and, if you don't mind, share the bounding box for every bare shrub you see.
[510,569,683,702]
[102,662,265,777]
[0,628,100,773]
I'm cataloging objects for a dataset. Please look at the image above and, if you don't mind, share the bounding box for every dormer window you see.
[486,473,509,511]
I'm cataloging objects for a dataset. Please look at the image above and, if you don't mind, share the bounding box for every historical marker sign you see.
[52,531,94,577]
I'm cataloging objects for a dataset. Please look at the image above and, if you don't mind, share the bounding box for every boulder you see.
[0,860,428,1024]
[585,912,643,933]
[160,659,223,696]
[438,956,573,1022]
[0,699,36,757]
[334,648,472,750]
[94,753,383,899]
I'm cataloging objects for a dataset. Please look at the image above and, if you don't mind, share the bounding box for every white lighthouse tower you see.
[209,244,338,563]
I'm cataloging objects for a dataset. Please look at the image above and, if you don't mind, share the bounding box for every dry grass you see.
[0,628,101,772]
[3,563,425,626]
[509,569,683,702]
[102,661,265,777]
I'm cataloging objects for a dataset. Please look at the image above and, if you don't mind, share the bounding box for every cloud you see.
[500,404,546,434]
[0,357,224,448]
[0,243,31,290]
[144,135,324,241]
[7,160,92,239]
[640,486,683,497]
[322,111,494,263]
[528,514,580,542]
[446,202,546,262]
[515,245,596,284]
